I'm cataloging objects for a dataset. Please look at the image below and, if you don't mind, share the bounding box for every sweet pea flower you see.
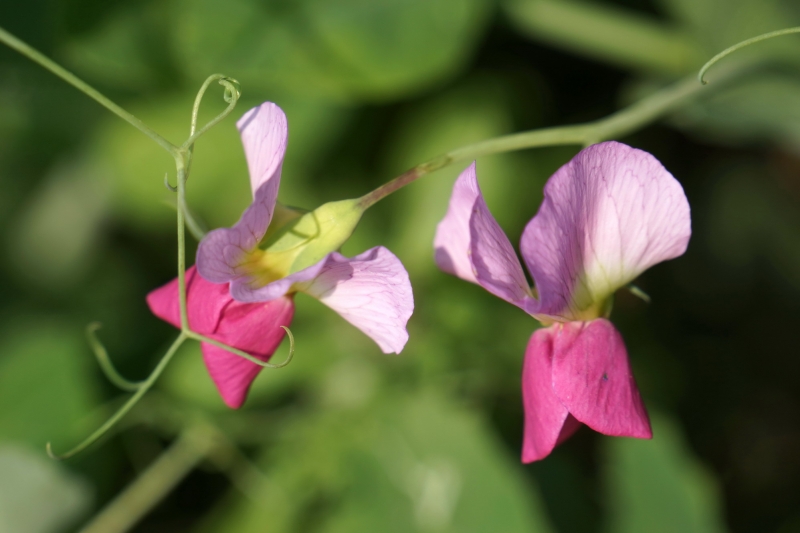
[148,102,413,408]
[434,141,690,462]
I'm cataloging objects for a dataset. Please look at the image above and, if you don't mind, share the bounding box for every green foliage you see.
[603,413,728,533]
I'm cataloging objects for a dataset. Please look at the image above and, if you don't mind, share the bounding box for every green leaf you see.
[504,0,702,75]
[0,320,99,449]
[173,0,491,102]
[0,445,92,533]
[603,412,728,533]
[203,391,554,533]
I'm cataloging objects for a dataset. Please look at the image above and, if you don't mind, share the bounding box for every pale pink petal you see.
[201,296,294,409]
[435,163,533,309]
[195,102,288,284]
[434,163,480,284]
[520,141,691,319]
[550,319,651,438]
[229,258,329,302]
[522,325,580,463]
[296,247,413,354]
[237,102,288,197]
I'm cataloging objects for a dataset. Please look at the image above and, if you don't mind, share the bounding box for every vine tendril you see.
[699,26,800,84]
[86,323,144,392]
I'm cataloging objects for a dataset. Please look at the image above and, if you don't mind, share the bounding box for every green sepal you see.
[261,198,365,275]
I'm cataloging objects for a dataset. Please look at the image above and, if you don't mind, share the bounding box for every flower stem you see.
[77,424,217,533]
[0,26,177,156]
[47,333,186,460]
[359,63,746,209]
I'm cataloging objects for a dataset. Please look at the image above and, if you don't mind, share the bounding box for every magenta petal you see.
[296,247,413,354]
[520,141,691,319]
[196,103,288,284]
[201,296,294,409]
[146,266,228,334]
[146,266,295,409]
[434,163,480,284]
[521,326,577,463]
[550,319,652,439]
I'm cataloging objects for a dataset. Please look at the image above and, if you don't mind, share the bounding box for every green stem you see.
[185,327,295,369]
[0,26,177,155]
[176,156,190,331]
[359,64,745,209]
[47,334,186,460]
[86,323,144,392]
[699,26,800,84]
[77,424,217,533]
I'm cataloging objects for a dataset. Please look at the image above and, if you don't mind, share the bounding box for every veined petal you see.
[520,142,691,319]
[230,258,328,302]
[435,163,533,309]
[550,319,651,439]
[238,102,288,198]
[196,103,288,284]
[434,163,480,284]
[146,266,295,409]
[201,296,294,409]
[296,247,413,354]
[521,326,581,463]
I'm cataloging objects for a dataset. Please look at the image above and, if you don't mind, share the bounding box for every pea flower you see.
[434,141,690,462]
[148,102,413,408]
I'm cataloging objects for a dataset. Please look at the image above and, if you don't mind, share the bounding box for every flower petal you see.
[520,141,691,319]
[195,103,288,284]
[435,163,532,309]
[146,266,295,409]
[550,319,651,439]
[237,102,288,197]
[146,266,228,334]
[521,325,581,463]
[201,296,294,409]
[230,258,328,302]
[434,163,480,284]
[296,247,413,354]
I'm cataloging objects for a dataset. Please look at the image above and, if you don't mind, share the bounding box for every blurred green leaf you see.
[0,320,99,450]
[173,0,490,102]
[204,390,553,533]
[0,445,92,533]
[504,0,702,75]
[8,159,111,289]
[603,412,728,533]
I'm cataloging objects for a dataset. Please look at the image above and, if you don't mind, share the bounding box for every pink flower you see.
[434,142,691,461]
[148,102,414,408]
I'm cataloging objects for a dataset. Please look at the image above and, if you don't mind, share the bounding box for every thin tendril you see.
[164,173,177,192]
[86,323,144,392]
[182,76,241,150]
[0,27,177,155]
[699,27,800,84]
[626,284,651,304]
[47,334,187,460]
[184,326,295,369]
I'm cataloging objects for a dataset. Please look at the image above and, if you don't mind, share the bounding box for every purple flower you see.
[434,142,691,462]
[149,102,413,408]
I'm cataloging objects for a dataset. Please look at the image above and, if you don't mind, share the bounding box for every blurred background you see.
[2,0,800,531]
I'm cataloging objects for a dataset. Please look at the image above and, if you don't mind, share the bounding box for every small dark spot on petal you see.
[602,373,608,381]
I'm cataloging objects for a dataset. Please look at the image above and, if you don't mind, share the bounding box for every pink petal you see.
[550,319,651,439]
[146,266,295,409]
[521,325,579,463]
[296,247,413,354]
[229,258,328,302]
[434,163,480,284]
[201,296,294,409]
[196,102,288,284]
[520,141,691,319]
[435,163,533,309]
[146,266,228,334]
